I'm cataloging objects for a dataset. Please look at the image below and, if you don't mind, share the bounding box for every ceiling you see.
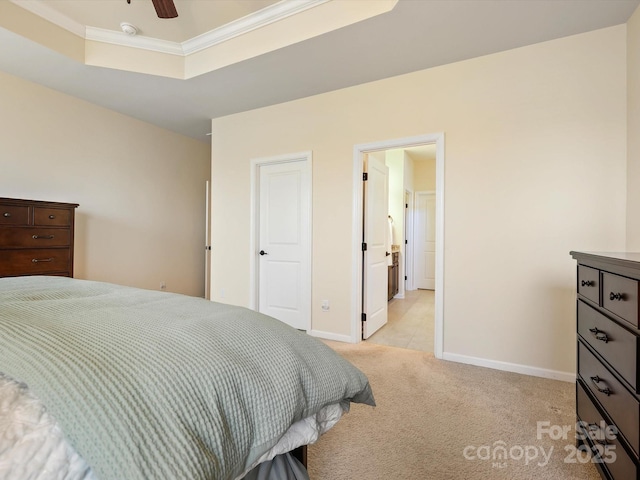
[35,0,281,43]
[1,0,638,142]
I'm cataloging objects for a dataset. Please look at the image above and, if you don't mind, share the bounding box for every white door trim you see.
[404,188,414,292]
[205,180,211,300]
[351,134,445,359]
[249,152,312,330]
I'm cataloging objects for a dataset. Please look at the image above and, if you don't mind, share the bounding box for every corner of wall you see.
[627,6,640,249]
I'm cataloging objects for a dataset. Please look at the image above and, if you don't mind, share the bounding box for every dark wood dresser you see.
[0,198,79,278]
[571,251,640,479]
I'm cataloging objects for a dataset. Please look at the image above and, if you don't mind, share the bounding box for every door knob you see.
[259,250,268,256]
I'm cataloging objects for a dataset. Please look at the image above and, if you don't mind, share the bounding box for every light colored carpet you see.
[308,341,601,480]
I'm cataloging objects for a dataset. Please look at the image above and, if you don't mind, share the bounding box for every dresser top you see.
[571,251,640,267]
[0,197,79,208]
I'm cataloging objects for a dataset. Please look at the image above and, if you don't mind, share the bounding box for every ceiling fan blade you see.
[151,0,178,18]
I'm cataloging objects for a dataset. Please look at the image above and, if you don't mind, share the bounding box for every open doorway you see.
[368,146,437,352]
[351,134,444,358]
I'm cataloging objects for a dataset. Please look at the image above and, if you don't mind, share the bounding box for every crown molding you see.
[11,0,331,58]
[182,0,330,55]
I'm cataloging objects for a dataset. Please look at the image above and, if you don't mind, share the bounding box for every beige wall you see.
[413,158,436,192]
[210,25,626,376]
[627,6,640,249]
[0,71,211,296]
[403,151,415,192]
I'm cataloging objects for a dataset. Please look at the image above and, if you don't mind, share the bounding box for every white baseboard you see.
[442,352,576,383]
[308,330,575,382]
[308,329,354,343]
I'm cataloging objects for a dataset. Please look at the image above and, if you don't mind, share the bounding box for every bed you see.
[0,275,375,480]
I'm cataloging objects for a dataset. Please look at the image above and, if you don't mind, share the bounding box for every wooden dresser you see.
[0,198,79,278]
[571,251,640,479]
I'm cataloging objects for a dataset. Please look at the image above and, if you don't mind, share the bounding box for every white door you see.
[415,191,436,290]
[258,160,311,330]
[362,154,389,339]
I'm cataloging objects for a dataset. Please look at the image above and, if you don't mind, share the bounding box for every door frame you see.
[351,134,445,359]
[249,151,312,331]
[205,180,211,300]
[404,188,414,292]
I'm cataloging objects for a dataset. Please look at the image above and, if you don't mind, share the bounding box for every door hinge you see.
[363,172,368,181]
[362,242,367,251]
[405,203,408,208]
[361,313,366,322]
[405,275,407,281]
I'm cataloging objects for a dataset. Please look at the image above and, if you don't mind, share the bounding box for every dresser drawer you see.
[578,300,639,392]
[0,249,70,276]
[0,205,29,226]
[579,265,600,304]
[579,342,640,456]
[34,207,71,227]
[0,228,70,248]
[602,272,640,328]
[577,380,637,479]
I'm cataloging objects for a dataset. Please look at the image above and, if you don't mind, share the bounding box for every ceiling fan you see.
[126,0,178,19]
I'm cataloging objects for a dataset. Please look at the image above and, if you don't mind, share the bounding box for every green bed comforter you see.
[0,276,374,480]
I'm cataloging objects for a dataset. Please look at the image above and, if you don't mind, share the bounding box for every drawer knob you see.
[581,280,594,287]
[2,212,10,218]
[588,327,609,343]
[609,292,625,301]
[32,258,53,263]
[32,234,54,240]
[590,376,612,396]
[48,214,56,219]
